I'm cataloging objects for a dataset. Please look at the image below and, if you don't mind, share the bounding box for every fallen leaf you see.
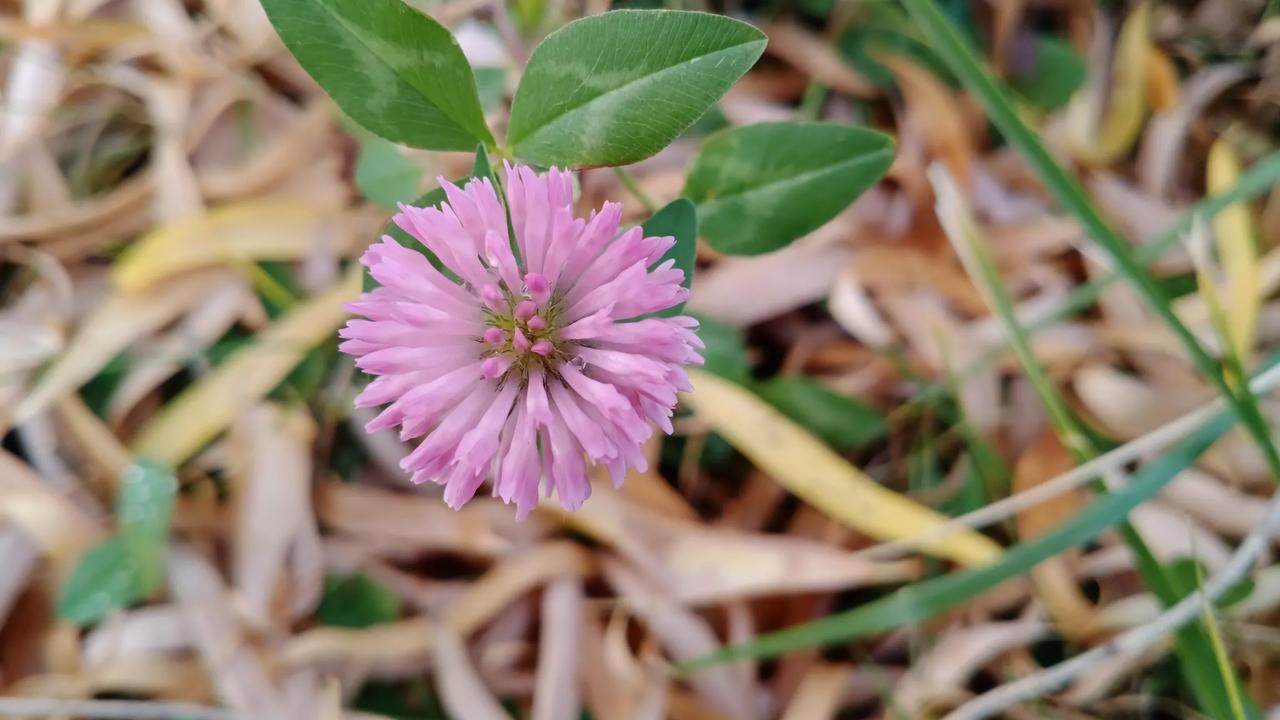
[111,200,342,293]
[683,369,1002,566]
[129,267,359,465]
[13,271,233,425]
[1068,3,1152,165]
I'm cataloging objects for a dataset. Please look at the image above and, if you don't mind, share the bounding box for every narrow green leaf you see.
[684,122,894,255]
[679,408,1236,671]
[117,459,176,594]
[1167,558,1256,610]
[57,536,146,626]
[261,0,493,150]
[507,10,766,167]
[899,0,1280,490]
[691,313,750,385]
[472,144,498,189]
[938,163,1260,719]
[355,137,423,209]
[754,376,885,450]
[641,198,697,317]
[837,26,954,90]
[906,151,1280,412]
[474,67,507,111]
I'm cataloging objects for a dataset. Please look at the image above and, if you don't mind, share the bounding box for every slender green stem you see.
[901,0,1280,484]
[899,150,1280,416]
[797,81,828,120]
[612,166,657,213]
[936,166,1258,719]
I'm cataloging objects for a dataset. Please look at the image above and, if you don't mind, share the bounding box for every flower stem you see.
[612,166,657,213]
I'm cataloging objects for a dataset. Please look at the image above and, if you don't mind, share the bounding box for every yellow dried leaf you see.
[1208,137,1260,364]
[112,201,334,293]
[683,370,1002,567]
[12,271,231,425]
[129,267,359,465]
[1144,46,1180,112]
[0,450,104,573]
[1069,3,1152,165]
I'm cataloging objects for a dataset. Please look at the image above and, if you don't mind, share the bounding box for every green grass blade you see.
[899,0,1280,484]
[678,407,1235,672]
[906,150,1280,413]
[934,167,1259,718]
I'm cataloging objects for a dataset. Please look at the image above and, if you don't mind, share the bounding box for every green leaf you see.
[318,573,401,628]
[754,376,885,450]
[906,151,1280,413]
[684,122,894,255]
[57,536,147,626]
[474,67,507,112]
[691,313,750,385]
[898,0,1280,490]
[355,137,423,209]
[363,149,494,294]
[506,10,766,168]
[471,144,498,188]
[1167,558,1256,609]
[1010,36,1087,111]
[260,0,493,151]
[641,198,697,317]
[679,407,1237,671]
[116,459,176,594]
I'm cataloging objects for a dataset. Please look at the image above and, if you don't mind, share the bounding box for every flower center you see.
[478,273,562,379]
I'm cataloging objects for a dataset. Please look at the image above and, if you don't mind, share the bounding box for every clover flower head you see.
[340,163,703,519]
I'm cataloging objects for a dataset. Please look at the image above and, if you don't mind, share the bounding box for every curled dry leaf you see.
[558,487,919,604]
[779,663,847,720]
[0,527,40,626]
[1012,430,1097,642]
[432,623,512,720]
[130,266,360,465]
[317,483,509,557]
[891,621,1051,717]
[287,543,587,679]
[763,22,876,98]
[828,264,895,350]
[1129,500,1233,572]
[604,560,764,720]
[0,449,104,573]
[107,278,252,424]
[1068,3,1152,166]
[1138,64,1250,198]
[12,270,234,425]
[232,403,324,625]
[531,578,584,720]
[112,201,347,293]
[444,542,591,637]
[878,52,973,185]
[684,369,1001,566]
[283,617,435,674]
[167,544,290,717]
[1161,468,1275,540]
[82,604,192,668]
[686,229,853,328]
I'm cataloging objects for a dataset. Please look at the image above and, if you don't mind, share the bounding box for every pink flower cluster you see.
[340,164,703,518]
